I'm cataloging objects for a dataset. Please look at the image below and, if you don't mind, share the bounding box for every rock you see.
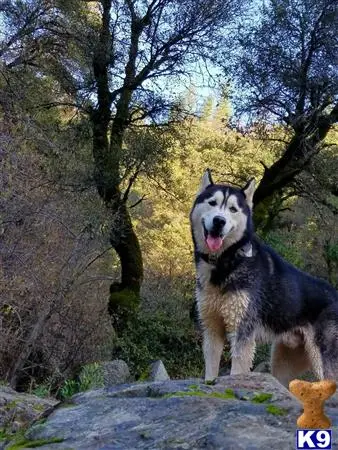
[149,360,170,381]
[24,373,338,449]
[102,359,130,386]
[253,361,270,373]
[0,385,58,438]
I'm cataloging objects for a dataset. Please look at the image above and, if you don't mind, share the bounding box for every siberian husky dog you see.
[190,169,338,387]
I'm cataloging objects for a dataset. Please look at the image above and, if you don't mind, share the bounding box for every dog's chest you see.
[197,262,250,332]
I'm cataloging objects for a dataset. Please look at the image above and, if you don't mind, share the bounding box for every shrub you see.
[112,310,204,379]
[78,362,104,391]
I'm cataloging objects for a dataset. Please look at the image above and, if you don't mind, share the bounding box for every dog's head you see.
[190,169,255,254]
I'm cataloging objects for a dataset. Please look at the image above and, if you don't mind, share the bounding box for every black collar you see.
[196,238,253,266]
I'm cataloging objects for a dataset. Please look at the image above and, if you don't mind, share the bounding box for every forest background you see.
[0,0,337,397]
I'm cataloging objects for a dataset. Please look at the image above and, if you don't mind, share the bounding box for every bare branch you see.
[129,194,146,208]
[122,166,142,202]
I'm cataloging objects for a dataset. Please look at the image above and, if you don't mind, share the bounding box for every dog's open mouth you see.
[206,235,224,252]
[203,222,224,252]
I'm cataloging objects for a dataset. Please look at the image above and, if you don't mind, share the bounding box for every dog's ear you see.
[242,178,255,208]
[198,169,214,194]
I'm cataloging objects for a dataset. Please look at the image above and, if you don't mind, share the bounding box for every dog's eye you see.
[208,200,217,206]
[229,206,238,213]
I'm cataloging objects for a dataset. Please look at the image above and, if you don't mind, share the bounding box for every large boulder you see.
[101,359,131,386]
[0,385,58,442]
[22,373,338,449]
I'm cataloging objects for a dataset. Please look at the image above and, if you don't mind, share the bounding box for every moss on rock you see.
[6,437,64,449]
[109,288,140,310]
[265,404,288,416]
[251,392,273,403]
[164,388,237,400]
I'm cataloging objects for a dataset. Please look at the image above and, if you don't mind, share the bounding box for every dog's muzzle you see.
[211,215,226,234]
[203,216,226,238]
[202,217,226,252]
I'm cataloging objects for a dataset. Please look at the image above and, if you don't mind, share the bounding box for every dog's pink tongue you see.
[206,236,223,252]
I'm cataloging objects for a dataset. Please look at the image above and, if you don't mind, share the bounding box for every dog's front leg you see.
[228,332,256,375]
[202,321,225,382]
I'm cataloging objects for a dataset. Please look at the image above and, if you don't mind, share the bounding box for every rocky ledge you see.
[2,373,338,449]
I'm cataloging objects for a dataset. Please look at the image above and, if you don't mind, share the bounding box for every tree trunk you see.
[90,0,143,320]
[105,132,144,322]
[107,197,143,329]
[91,114,144,317]
[113,202,143,292]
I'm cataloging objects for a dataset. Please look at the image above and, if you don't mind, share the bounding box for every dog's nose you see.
[213,216,226,228]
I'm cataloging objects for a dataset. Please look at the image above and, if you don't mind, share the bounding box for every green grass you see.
[224,388,236,399]
[32,385,51,399]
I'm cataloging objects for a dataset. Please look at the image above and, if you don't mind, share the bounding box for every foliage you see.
[0,116,115,389]
[224,0,338,227]
[78,362,104,392]
[58,380,80,400]
[109,288,141,332]
[263,231,305,269]
[253,344,271,368]
[31,362,105,398]
[325,243,338,262]
[57,362,104,400]
[1,0,251,308]
[31,385,51,399]
[111,291,204,379]
[231,0,337,123]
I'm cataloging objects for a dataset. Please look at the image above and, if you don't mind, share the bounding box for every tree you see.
[229,0,338,226]
[86,0,245,306]
[200,96,214,121]
[214,86,231,126]
[1,0,245,310]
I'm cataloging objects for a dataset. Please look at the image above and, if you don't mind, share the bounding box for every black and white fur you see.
[190,169,338,387]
